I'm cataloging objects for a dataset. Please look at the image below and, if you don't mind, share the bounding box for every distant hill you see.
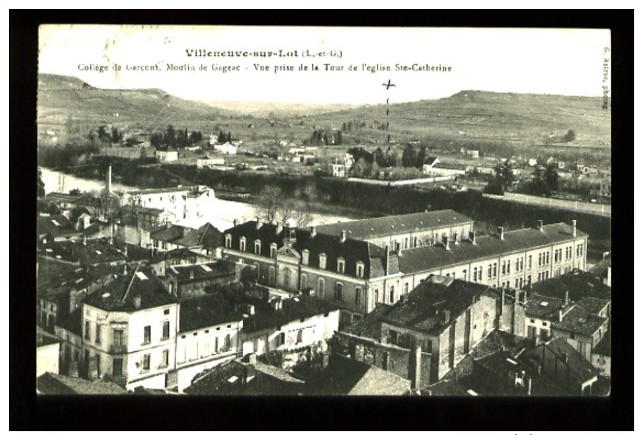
[37,74,237,144]
[303,90,611,146]
[201,100,360,118]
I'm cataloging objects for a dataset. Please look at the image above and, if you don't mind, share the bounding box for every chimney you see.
[189,270,195,280]
[564,290,569,306]
[82,235,87,245]
[497,226,504,240]
[395,241,402,255]
[605,266,611,287]
[527,377,532,396]
[106,165,112,194]
[340,230,347,242]
[469,231,476,245]
[243,304,256,316]
[83,214,91,230]
[321,352,330,368]
[233,219,239,227]
[571,220,577,237]
[122,264,128,276]
[271,298,283,311]
[538,220,544,232]
[558,309,563,322]
[310,226,317,238]
[276,221,284,234]
[411,340,423,393]
[441,310,451,324]
[256,217,263,230]
[247,352,257,365]
[385,245,390,276]
[561,352,568,364]
[380,333,388,345]
[133,295,142,309]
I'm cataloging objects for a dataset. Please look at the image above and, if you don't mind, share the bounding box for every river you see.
[41,168,354,230]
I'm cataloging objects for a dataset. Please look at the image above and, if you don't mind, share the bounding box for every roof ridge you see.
[122,265,139,303]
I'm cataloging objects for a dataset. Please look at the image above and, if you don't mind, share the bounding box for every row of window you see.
[177,333,232,364]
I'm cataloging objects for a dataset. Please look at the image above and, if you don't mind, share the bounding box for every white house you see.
[197,157,225,169]
[214,143,238,155]
[156,149,178,162]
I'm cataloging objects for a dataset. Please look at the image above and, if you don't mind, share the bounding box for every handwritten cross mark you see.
[382,79,396,90]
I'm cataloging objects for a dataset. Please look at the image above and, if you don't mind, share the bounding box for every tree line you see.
[150,125,205,150]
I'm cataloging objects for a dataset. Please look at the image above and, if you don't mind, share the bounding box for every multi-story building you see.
[333,275,526,385]
[523,293,574,344]
[222,212,587,325]
[123,185,217,222]
[77,268,180,390]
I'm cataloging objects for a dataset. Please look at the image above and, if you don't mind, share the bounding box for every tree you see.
[416,145,428,168]
[164,125,176,147]
[37,167,45,198]
[257,186,282,222]
[544,163,560,196]
[401,144,417,168]
[486,160,515,194]
[532,163,560,197]
[564,129,576,142]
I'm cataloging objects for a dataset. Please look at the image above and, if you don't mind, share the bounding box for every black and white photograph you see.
[33,23,615,401]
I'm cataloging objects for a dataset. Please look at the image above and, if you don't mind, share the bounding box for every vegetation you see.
[484,161,515,195]
[150,125,205,150]
[37,167,45,198]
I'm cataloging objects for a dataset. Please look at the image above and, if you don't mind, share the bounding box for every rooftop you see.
[36,327,60,347]
[313,209,473,240]
[552,303,609,337]
[379,275,492,336]
[37,214,76,237]
[524,294,567,321]
[37,238,127,266]
[179,293,244,332]
[37,372,126,395]
[398,223,587,274]
[593,330,611,357]
[242,295,340,333]
[150,224,186,243]
[529,270,611,302]
[539,338,598,383]
[173,223,223,249]
[167,260,236,282]
[83,267,178,312]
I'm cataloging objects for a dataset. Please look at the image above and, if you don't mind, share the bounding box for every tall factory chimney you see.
[106,165,112,194]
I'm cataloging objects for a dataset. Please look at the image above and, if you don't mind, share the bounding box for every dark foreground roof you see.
[529,270,611,302]
[37,372,126,395]
[167,261,235,282]
[593,330,611,357]
[313,209,473,240]
[242,295,340,333]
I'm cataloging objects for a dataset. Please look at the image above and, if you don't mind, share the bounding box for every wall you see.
[176,321,242,367]
[37,343,60,377]
[591,353,611,377]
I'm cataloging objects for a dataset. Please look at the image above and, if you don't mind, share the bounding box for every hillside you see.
[37,74,237,144]
[304,90,611,147]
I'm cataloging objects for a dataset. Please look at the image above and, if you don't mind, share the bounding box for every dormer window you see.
[270,243,277,258]
[225,234,232,249]
[356,261,365,278]
[239,237,246,253]
[337,257,345,274]
[254,240,261,255]
[302,249,310,266]
[319,253,327,270]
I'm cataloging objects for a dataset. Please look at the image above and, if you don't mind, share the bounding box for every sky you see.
[38,25,611,105]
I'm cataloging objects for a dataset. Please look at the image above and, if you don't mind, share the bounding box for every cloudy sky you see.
[39,25,611,104]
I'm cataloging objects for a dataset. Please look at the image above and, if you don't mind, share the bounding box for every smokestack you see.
[233,219,239,227]
[340,230,347,242]
[571,220,577,237]
[256,217,263,230]
[469,231,476,245]
[310,226,317,238]
[497,226,504,240]
[538,220,544,232]
[106,165,112,194]
[123,264,128,276]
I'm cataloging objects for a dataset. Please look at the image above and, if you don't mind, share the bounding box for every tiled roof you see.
[309,353,410,395]
[44,192,80,204]
[552,303,608,337]
[575,297,610,316]
[379,275,492,335]
[83,267,178,312]
[37,214,76,237]
[167,261,235,282]
[524,295,566,320]
[593,330,611,357]
[37,239,127,266]
[398,223,586,274]
[179,293,244,332]
[313,209,473,240]
[242,295,340,333]
[41,263,122,298]
[529,270,611,302]
[541,338,598,383]
[150,225,186,242]
[37,372,126,395]
[173,223,223,249]
[345,303,396,340]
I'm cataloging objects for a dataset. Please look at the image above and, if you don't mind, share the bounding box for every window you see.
[507,261,511,274]
[389,286,395,304]
[319,253,327,270]
[223,334,231,352]
[487,264,492,279]
[142,353,150,371]
[143,325,151,344]
[95,324,101,344]
[527,275,532,285]
[214,336,219,353]
[318,278,325,297]
[356,262,364,278]
[545,252,550,265]
[301,274,308,290]
[404,237,408,250]
[277,332,285,346]
[268,266,276,286]
[355,287,363,307]
[161,349,169,368]
[528,255,532,269]
[296,329,303,344]
[478,267,482,281]
[113,358,123,377]
[84,321,90,340]
[337,257,345,274]
[501,261,506,275]
[162,321,170,341]
[270,244,277,258]
[538,253,542,267]
[239,237,246,253]
[334,282,344,302]
[113,329,124,346]
[473,267,478,282]
[164,308,170,315]
[404,282,409,294]
[254,240,261,255]
[302,249,310,266]
[493,263,497,278]
[225,234,232,249]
